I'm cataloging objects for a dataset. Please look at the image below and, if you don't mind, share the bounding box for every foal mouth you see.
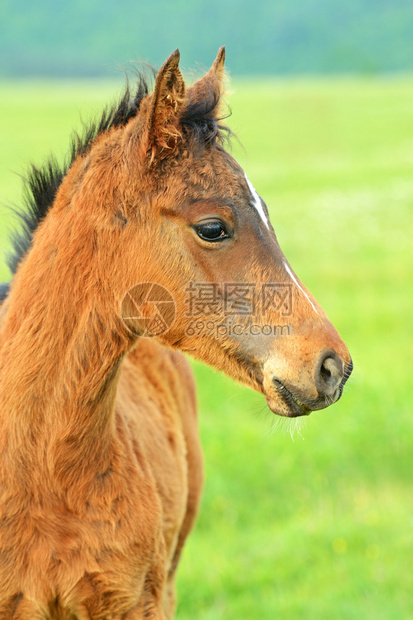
[269,380,312,417]
[267,375,349,418]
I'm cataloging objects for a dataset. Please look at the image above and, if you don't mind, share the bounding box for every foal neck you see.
[0,197,134,479]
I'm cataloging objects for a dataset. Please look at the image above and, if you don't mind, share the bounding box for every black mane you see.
[4,71,230,285]
[6,76,149,277]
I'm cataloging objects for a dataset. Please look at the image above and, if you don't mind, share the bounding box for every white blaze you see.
[244,173,317,315]
[283,259,319,315]
[244,173,270,229]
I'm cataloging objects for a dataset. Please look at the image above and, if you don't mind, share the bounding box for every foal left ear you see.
[143,49,185,161]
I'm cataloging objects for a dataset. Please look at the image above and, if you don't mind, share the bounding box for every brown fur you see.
[0,48,351,618]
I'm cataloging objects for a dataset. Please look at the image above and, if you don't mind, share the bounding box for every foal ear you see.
[210,45,226,84]
[143,49,185,161]
[185,46,226,117]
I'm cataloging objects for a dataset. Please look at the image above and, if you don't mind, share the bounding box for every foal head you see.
[56,48,352,417]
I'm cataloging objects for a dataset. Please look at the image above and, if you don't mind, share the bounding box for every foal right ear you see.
[185,46,226,119]
[141,49,186,162]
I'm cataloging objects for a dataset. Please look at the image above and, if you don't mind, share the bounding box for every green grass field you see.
[0,76,412,619]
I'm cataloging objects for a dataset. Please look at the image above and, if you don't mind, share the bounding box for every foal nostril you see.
[316,352,344,397]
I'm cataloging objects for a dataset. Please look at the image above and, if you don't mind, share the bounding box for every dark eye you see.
[195,221,230,242]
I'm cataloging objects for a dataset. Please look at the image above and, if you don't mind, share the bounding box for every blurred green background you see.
[2,0,413,76]
[1,2,412,618]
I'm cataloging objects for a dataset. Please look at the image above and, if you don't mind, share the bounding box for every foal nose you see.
[316,351,348,398]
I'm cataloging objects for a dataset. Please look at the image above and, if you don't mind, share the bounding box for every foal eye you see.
[195,221,230,242]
